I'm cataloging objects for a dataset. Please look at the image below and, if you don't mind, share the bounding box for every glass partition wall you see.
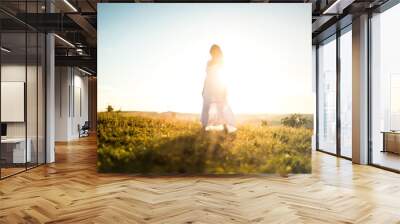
[339,28,352,159]
[316,26,352,159]
[0,31,27,177]
[370,3,400,171]
[0,5,46,179]
[317,0,400,171]
[317,36,337,155]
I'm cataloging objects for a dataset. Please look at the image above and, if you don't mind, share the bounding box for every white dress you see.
[201,62,236,132]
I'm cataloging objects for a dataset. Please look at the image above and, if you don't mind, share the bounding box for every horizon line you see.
[98,110,314,115]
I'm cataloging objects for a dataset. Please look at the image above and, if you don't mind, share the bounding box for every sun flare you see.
[98,4,312,115]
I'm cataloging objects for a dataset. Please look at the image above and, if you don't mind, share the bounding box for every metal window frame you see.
[0,20,2,179]
[0,0,48,180]
[315,23,353,162]
[367,1,400,173]
[316,0,400,172]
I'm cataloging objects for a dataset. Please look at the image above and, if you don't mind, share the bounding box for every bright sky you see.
[98,3,312,114]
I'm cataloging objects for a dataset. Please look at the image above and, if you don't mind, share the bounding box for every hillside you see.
[97,112,312,174]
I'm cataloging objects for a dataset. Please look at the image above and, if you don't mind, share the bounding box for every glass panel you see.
[38,33,45,165]
[390,75,400,130]
[0,1,46,179]
[1,31,27,177]
[26,0,38,169]
[371,4,400,171]
[318,37,337,154]
[340,29,352,158]
[27,31,38,169]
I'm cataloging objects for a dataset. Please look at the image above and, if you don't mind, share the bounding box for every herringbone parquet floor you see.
[1,136,400,224]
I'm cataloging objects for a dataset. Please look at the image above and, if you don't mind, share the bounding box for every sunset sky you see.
[98,3,312,114]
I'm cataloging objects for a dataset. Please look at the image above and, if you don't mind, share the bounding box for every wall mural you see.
[97,3,313,175]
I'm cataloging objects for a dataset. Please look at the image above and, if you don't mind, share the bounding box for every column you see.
[352,14,369,164]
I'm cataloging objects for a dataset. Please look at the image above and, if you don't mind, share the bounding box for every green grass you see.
[97,112,312,175]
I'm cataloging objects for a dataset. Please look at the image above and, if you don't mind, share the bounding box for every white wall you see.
[1,64,46,164]
[1,65,40,137]
[1,65,26,139]
[55,67,89,141]
[72,73,89,138]
[55,67,70,141]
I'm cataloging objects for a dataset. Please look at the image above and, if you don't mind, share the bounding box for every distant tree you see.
[106,105,114,112]
[281,114,312,128]
[261,120,268,127]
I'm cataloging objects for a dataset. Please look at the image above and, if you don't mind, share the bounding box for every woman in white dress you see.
[201,44,236,133]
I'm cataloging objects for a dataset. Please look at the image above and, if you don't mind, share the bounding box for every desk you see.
[1,138,31,163]
[382,131,400,154]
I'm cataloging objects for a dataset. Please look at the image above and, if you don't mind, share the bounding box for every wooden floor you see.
[373,150,400,171]
[1,136,400,223]
[1,167,26,178]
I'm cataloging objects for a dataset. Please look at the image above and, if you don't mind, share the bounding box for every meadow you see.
[97,112,312,175]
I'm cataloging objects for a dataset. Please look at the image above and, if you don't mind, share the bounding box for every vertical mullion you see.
[44,0,47,164]
[316,45,320,151]
[73,68,75,118]
[44,33,47,164]
[25,0,28,171]
[69,69,71,118]
[36,0,39,167]
[336,30,341,157]
[59,68,61,117]
[0,25,2,179]
[367,11,373,165]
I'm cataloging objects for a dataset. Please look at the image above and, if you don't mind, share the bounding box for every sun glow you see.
[98,4,312,114]
[203,40,312,114]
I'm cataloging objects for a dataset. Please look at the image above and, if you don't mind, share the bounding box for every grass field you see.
[97,112,312,175]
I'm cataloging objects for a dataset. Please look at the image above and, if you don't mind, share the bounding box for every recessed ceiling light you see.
[78,67,93,76]
[1,47,11,53]
[323,0,354,15]
[63,0,78,12]
[54,34,75,48]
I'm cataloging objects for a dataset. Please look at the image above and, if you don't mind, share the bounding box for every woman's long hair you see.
[209,44,223,66]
